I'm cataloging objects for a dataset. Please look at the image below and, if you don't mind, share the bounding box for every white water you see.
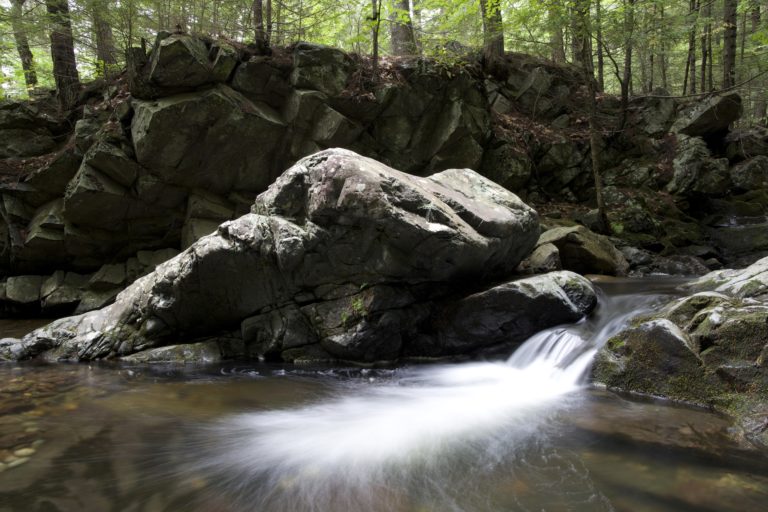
[194,286,672,510]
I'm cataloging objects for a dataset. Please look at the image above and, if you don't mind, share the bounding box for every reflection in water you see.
[1,279,767,512]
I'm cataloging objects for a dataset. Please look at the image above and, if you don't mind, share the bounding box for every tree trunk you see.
[751,3,765,124]
[253,0,267,49]
[46,0,80,112]
[89,0,118,75]
[389,0,416,56]
[574,0,608,234]
[701,0,711,91]
[411,0,423,54]
[571,0,594,66]
[660,4,668,89]
[549,6,566,63]
[479,0,504,63]
[371,0,382,77]
[10,0,37,90]
[596,0,604,91]
[723,0,738,89]
[266,0,273,42]
[683,0,698,95]
[620,0,634,127]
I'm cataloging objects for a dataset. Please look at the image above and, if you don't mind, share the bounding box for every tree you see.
[620,0,635,126]
[253,0,268,50]
[10,0,37,90]
[88,0,118,75]
[723,0,738,89]
[46,0,80,111]
[389,0,416,55]
[548,4,566,63]
[479,0,504,63]
[683,0,698,94]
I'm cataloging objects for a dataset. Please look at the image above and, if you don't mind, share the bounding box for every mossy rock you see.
[593,319,722,406]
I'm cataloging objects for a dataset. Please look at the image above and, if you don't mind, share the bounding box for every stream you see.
[1,279,767,511]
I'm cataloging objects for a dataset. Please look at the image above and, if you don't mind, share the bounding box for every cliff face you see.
[0,32,766,316]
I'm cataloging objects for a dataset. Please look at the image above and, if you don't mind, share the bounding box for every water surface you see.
[0,279,766,512]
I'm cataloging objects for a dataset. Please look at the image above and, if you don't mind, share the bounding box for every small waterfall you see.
[190,281,679,511]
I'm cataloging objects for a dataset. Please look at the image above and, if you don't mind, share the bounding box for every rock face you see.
[2,32,766,311]
[0,149,599,364]
[594,255,768,447]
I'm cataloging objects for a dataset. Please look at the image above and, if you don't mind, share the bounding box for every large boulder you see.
[290,43,352,96]
[131,85,286,194]
[672,92,742,137]
[0,149,546,363]
[666,135,730,196]
[147,34,238,90]
[429,271,596,355]
[537,225,629,276]
[730,156,768,191]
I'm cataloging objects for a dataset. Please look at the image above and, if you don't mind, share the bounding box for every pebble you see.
[6,457,29,469]
[0,462,5,473]
[13,447,35,457]
[31,439,44,448]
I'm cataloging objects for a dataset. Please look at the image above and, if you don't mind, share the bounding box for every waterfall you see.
[191,283,677,511]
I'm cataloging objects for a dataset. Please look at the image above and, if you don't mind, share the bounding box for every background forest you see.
[0,0,766,123]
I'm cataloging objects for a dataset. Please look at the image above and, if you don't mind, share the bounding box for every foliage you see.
[0,0,765,123]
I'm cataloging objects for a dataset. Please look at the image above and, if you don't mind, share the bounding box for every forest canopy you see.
[0,0,766,123]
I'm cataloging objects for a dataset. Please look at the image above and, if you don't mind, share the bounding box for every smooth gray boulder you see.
[0,149,541,363]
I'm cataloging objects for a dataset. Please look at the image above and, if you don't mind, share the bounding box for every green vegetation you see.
[0,0,766,123]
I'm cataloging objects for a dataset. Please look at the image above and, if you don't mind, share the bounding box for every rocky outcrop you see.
[594,255,768,447]
[0,149,599,364]
[1,32,767,303]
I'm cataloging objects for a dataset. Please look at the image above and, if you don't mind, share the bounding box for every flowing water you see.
[1,279,767,512]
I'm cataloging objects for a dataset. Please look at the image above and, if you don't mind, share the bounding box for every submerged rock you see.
[0,149,558,363]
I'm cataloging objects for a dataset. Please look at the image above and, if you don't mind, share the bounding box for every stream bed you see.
[1,280,767,512]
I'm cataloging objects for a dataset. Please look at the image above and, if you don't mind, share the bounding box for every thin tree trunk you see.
[660,4,668,89]
[751,3,765,123]
[596,0,604,91]
[389,0,417,55]
[266,0,272,43]
[620,0,635,127]
[46,0,80,111]
[10,0,37,89]
[683,0,698,95]
[253,0,267,48]
[479,0,504,63]
[411,0,423,54]
[701,0,711,91]
[575,0,608,234]
[723,0,738,89]
[371,0,382,76]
